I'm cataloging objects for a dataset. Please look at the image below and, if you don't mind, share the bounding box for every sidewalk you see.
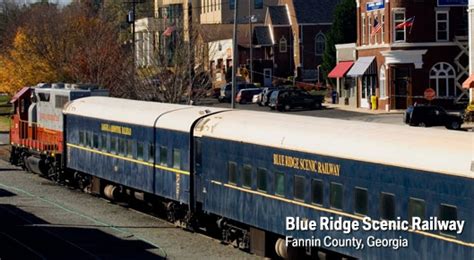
[323,102,404,115]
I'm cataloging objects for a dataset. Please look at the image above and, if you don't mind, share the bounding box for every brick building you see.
[344,0,469,110]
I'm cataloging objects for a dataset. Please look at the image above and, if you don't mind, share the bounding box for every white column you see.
[136,32,143,67]
[469,1,474,103]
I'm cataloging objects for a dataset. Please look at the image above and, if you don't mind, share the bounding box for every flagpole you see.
[409,16,415,34]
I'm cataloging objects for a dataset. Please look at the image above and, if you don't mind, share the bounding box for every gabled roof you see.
[198,24,251,46]
[253,26,273,46]
[292,0,341,24]
[267,6,290,25]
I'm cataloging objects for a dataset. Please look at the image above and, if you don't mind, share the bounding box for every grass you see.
[0,116,10,132]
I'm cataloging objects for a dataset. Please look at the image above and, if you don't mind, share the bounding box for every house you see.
[342,0,469,110]
[134,0,194,67]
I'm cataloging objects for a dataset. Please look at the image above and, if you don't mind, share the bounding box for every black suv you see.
[404,105,463,130]
[268,89,324,111]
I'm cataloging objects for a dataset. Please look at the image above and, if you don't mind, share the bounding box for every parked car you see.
[404,105,463,130]
[258,87,278,106]
[268,88,324,111]
[236,88,262,104]
[218,83,257,102]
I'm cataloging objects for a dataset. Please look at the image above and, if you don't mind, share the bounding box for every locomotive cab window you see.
[294,175,306,201]
[275,172,285,197]
[159,146,167,166]
[242,165,252,188]
[172,149,181,169]
[228,161,237,184]
[380,193,396,220]
[408,198,425,220]
[257,168,267,192]
[439,204,457,237]
[330,182,343,210]
[311,179,323,205]
[354,187,368,215]
[137,142,144,160]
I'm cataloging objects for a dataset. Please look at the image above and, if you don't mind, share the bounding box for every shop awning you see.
[346,56,376,77]
[10,87,30,103]
[462,74,474,89]
[328,61,354,78]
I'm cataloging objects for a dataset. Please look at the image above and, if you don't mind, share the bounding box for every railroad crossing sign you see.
[424,88,436,101]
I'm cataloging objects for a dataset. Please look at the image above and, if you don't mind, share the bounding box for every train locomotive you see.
[9,84,474,259]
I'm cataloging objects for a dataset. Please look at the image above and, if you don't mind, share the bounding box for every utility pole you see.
[231,0,239,109]
[126,0,145,99]
[248,0,253,83]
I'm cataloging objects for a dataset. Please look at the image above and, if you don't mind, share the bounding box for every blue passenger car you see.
[194,110,473,259]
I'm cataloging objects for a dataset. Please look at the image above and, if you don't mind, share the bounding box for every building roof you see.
[198,24,252,46]
[292,0,341,24]
[267,6,290,25]
[253,26,273,46]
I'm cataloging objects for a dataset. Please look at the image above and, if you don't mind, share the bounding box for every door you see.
[263,68,272,87]
[361,76,375,108]
[393,67,410,109]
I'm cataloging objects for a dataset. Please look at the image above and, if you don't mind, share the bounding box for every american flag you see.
[371,18,382,37]
[163,24,176,37]
[395,17,415,30]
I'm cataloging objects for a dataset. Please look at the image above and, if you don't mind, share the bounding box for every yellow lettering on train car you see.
[101,123,132,136]
[272,154,340,176]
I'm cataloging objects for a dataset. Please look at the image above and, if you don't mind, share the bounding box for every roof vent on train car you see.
[36,83,51,88]
[51,83,65,89]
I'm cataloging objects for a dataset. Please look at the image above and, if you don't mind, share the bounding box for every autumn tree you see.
[0,2,135,96]
[321,0,357,84]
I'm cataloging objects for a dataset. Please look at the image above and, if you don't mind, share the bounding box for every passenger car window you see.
[159,146,167,166]
[242,165,252,188]
[137,142,144,160]
[228,162,237,184]
[354,187,368,215]
[380,193,396,220]
[110,137,117,154]
[330,182,343,210]
[294,176,305,201]
[172,149,181,169]
[275,172,285,196]
[100,135,107,151]
[439,204,457,237]
[311,179,323,205]
[408,198,425,220]
[257,168,267,192]
[148,144,154,162]
[92,134,99,149]
[78,131,84,145]
[85,132,91,147]
[127,140,133,158]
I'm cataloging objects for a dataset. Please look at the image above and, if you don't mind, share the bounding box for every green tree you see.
[321,0,357,84]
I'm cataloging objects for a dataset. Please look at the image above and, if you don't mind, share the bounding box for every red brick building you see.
[349,0,469,110]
